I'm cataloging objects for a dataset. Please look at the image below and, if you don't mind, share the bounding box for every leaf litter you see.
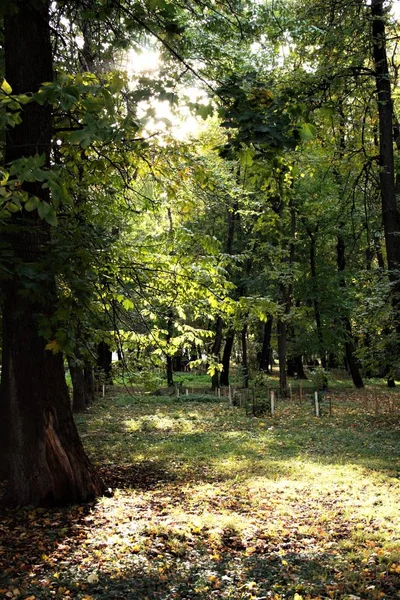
[1,389,400,599]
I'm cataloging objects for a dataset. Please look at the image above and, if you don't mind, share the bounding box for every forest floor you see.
[1,382,400,600]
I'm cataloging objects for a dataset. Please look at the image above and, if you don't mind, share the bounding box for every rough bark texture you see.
[220,330,234,386]
[0,1,103,506]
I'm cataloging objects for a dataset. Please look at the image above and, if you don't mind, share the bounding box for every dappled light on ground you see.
[1,390,400,599]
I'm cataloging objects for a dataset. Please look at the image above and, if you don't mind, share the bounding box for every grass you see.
[1,381,400,600]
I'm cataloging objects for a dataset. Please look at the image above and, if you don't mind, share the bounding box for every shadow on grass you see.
[5,529,400,599]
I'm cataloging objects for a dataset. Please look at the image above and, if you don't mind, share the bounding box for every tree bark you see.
[220,330,234,386]
[0,1,103,505]
[68,357,87,413]
[371,0,400,386]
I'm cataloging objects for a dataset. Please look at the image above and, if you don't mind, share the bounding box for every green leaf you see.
[44,206,58,226]
[24,196,40,212]
[299,122,317,141]
[37,200,51,219]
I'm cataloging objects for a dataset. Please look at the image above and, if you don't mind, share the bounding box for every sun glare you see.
[127,48,160,75]
[126,49,208,141]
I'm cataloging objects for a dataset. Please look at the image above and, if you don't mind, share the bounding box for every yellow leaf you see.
[45,339,61,353]
[1,79,12,94]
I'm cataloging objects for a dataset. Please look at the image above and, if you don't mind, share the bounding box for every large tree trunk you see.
[371,0,400,386]
[220,330,234,386]
[0,1,103,506]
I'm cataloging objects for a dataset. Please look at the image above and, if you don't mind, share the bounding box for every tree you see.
[0,0,103,506]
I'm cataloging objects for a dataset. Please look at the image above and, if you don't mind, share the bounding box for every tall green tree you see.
[0,0,103,506]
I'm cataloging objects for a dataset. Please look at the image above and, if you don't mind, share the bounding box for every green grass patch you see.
[1,387,400,599]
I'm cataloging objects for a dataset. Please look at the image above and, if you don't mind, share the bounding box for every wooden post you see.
[102,384,105,398]
[186,388,189,396]
[271,390,275,417]
[314,391,320,417]
[177,387,180,398]
[218,387,221,398]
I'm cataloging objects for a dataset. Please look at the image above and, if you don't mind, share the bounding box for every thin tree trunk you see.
[287,357,296,377]
[84,363,95,404]
[277,320,287,397]
[166,312,174,387]
[0,1,103,506]
[68,358,87,413]
[96,341,113,384]
[259,318,273,372]
[307,228,327,368]
[220,330,235,386]
[337,231,364,389]
[294,355,307,379]
[241,324,249,388]
[211,316,223,390]
[276,196,296,398]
